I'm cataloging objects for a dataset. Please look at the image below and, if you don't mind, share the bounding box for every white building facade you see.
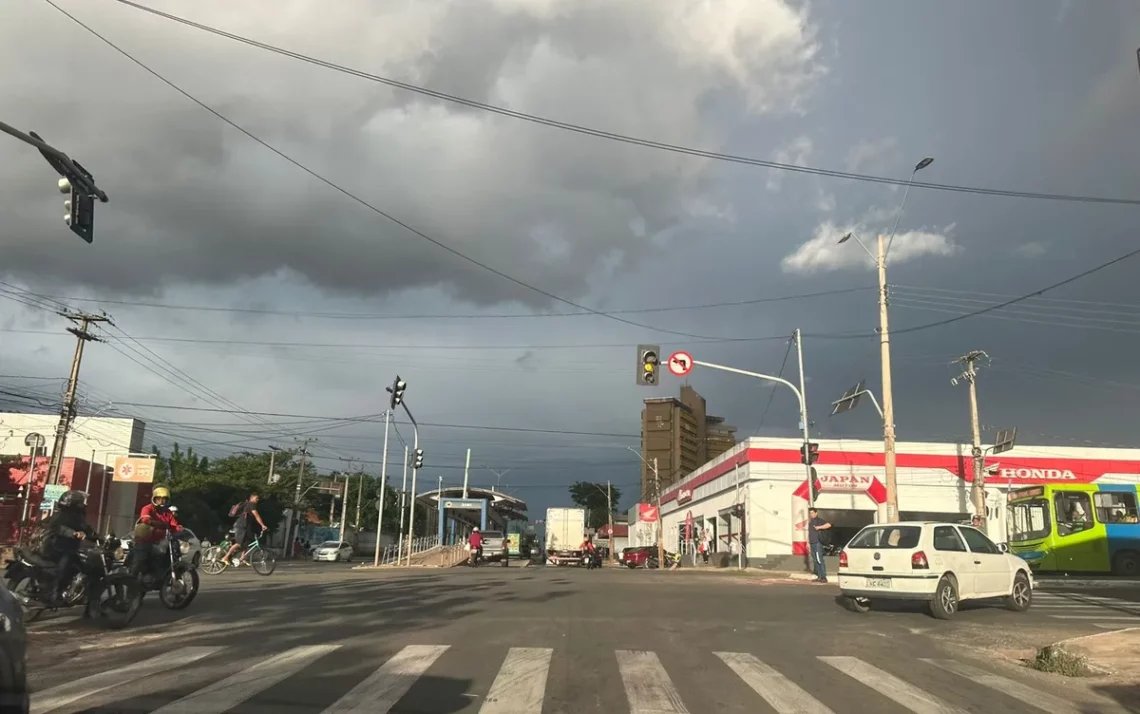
[658,436,1140,567]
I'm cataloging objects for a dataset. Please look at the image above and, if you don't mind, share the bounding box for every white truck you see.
[545,507,586,566]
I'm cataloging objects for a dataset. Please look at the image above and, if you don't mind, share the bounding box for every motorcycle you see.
[4,535,142,630]
[123,530,200,610]
[467,545,483,567]
[583,549,602,569]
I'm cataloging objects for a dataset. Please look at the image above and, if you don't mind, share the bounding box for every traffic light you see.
[637,344,660,386]
[800,442,819,465]
[809,466,820,502]
[59,177,94,243]
[413,448,424,469]
[388,376,407,409]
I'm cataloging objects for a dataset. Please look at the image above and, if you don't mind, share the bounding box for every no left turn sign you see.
[668,351,693,377]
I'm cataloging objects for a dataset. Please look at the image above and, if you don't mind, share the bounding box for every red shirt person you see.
[136,486,182,544]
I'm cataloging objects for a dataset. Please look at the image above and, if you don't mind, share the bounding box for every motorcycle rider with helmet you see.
[129,486,183,583]
[39,489,96,605]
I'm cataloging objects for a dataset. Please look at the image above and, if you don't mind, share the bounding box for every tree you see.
[568,481,622,530]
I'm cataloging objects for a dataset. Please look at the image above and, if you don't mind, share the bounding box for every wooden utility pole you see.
[47,312,108,485]
[954,351,990,534]
[653,458,664,568]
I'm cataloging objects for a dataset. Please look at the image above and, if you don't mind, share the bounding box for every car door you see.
[931,525,975,597]
[958,526,1010,596]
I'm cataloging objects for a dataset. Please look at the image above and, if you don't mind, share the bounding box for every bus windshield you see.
[1008,499,1051,542]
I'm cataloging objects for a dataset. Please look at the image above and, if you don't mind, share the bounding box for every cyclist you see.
[40,490,96,604]
[223,493,267,566]
[130,486,183,580]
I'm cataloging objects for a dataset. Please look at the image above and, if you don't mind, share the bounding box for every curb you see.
[1034,578,1140,590]
[1034,626,1140,677]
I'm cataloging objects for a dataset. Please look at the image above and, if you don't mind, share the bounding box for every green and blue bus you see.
[1007,483,1139,576]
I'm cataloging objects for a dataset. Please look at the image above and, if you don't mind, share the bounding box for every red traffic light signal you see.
[800,442,819,465]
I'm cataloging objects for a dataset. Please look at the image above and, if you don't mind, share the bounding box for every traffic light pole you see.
[793,329,815,511]
[373,409,392,568]
[404,405,420,567]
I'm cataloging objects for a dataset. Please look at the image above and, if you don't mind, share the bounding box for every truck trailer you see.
[545,507,586,566]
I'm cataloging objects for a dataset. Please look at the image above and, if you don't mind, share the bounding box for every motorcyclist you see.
[468,528,483,565]
[129,486,183,581]
[39,489,96,605]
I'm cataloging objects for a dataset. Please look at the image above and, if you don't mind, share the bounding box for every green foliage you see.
[149,444,402,541]
[568,481,622,530]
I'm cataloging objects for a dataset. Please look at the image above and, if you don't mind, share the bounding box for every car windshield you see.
[1008,500,1051,542]
[318,541,341,549]
[846,525,922,549]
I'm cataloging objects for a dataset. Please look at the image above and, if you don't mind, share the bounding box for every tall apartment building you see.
[640,385,738,502]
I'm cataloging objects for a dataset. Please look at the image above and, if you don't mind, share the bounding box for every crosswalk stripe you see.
[150,644,340,714]
[479,647,553,714]
[1048,615,1139,620]
[616,650,690,714]
[31,646,221,714]
[320,644,450,714]
[818,656,966,714]
[920,659,1077,713]
[715,652,835,714]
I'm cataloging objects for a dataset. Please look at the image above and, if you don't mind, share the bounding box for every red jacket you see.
[469,532,483,549]
[137,504,182,544]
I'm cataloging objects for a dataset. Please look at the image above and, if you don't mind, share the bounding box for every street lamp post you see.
[837,157,933,523]
[627,447,665,569]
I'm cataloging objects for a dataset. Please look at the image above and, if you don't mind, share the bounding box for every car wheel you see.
[626,563,636,569]
[845,596,871,613]
[928,576,958,620]
[1004,572,1032,612]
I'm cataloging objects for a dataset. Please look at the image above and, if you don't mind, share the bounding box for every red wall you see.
[1,456,110,543]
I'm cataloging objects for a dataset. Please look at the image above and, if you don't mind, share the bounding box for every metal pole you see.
[289,444,309,557]
[373,410,392,567]
[406,417,420,566]
[267,449,277,484]
[354,463,364,530]
[437,476,443,546]
[607,481,615,564]
[396,445,409,565]
[965,357,988,534]
[463,448,471,499]
[794,329,814,511]
[329,475,338,525]
[877,234,900,523]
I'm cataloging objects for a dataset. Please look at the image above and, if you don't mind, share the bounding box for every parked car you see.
[837,521,1035,620]
[119,527,203,569]
[312,541,354,563]
[0,575,28,713]
[619,545,657,569]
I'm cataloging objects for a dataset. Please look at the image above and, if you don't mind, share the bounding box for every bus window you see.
[1093,492,1139,524]
[1054,491,1094,536]
[1008,500,1050,542]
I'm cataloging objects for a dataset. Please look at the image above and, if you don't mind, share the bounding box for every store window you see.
[1053,491,1094,537]
[1093,492,1139,524]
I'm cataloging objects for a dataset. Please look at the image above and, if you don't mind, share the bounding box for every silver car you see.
[0,575,28,713]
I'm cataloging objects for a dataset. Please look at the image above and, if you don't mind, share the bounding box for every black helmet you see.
[57,490,87,510]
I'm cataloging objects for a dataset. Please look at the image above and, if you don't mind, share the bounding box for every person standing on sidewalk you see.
[807,508,832,583]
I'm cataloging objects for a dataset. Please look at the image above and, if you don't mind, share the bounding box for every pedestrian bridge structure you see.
[416,486,527,546]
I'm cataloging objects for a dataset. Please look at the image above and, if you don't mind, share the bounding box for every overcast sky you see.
[3,0,1140,518]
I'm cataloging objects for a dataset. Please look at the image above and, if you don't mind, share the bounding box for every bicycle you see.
[200,532,276,576]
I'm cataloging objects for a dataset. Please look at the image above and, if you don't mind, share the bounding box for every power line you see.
[43,0,744,345]
[108,0,1140,207]
[753,338,793,436]
[28,286,872,321]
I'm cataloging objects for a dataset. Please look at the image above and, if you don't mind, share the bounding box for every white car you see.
[837,521,1034,620]
[312,540,354,563]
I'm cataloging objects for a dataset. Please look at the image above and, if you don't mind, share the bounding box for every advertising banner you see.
[113,456,156,483]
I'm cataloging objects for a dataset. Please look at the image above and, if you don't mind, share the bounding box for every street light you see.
[837,156,933,523]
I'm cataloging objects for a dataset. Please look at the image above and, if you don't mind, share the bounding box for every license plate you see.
[865,577,892,589]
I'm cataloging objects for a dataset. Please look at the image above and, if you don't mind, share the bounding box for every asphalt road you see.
[22,562,1140,714]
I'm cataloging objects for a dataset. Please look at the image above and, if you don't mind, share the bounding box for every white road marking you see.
[715,652,835,713]
[1048,615,1140,621]
[320,644,449,714]
[819,656,966,714]
[151,644,339,714]
[616,650,690,714]
[921,659,1077,713]
[31,646,221,714]
[479,647,553,714]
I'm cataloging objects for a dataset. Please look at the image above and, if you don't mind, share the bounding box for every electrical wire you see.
[42,0,755,345]
[753,338,793,436]
[107,0,1140,207]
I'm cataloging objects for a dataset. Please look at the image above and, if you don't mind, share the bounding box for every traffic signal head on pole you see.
[59,177,94,243]
[388,376,407,409]
[800,442,819,465]
[413,448,424,469]
[637,344,660,386]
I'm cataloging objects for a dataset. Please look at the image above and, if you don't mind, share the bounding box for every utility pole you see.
[267,446,280,484]
[374,409,392,567]
[284,438,315,557]
[329,474,339,525]
[354,462,364,532]
[793,329,814,510]
[462,448,471,499]
[876,234,900,522]
[654,457,664,568]
[46,312,108,485]
[396,445,409,564]
[338,479,350,543]
[607,480,615,565]
[954,351,990,534]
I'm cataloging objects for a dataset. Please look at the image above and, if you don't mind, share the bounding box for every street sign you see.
[41,484,67,510]
[668,351,693,377]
